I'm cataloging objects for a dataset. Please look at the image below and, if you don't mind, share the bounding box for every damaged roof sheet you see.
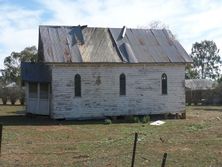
[38,25,192,63]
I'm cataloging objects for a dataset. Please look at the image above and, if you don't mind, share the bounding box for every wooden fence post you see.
[131,132,138,167]
[0,123,3,155]
[161,153,167,167]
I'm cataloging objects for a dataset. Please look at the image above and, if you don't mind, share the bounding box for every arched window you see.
[75,74,81,97]
[161,73,167,95]
[120,73,126,95]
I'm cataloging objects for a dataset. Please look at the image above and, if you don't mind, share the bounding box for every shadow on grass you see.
[0,115,107,126]
[0,113,172,126]
[0,110,107,126]
[0,106,173,126]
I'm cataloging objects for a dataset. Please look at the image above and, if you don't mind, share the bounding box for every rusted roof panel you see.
[39,26,121,63]
[38,25,192,63]
[79,28,121,62]
[39,26,83,62]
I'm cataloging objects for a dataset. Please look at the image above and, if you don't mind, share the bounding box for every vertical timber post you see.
[0,123,3,155]
[161,153,167,167]
[131,132,138,167]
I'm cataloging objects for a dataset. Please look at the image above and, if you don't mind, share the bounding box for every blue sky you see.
[1,0,222,68]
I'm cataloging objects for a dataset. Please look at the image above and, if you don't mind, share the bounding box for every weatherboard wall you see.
[50,63,185,119]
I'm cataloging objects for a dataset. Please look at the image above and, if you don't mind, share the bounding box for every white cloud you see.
[0,3,42,68]
[38,0,222,52]
[38,0,186,27]
[1,0,222,69]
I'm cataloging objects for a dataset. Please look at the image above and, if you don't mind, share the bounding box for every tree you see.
[185,64,199,79]
[148,20,169,29]
[217,76,222,83]
[190,40,221,80]
[0,46,38,85]
[138,20,169,29]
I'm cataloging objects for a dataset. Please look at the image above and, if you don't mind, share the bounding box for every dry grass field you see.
[0,105,221,167]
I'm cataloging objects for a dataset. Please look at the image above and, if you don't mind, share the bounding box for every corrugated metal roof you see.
[185,79,215,90]
[38,25,192,63]
[79,28,121,62]
[39,26,83,62]
[109,28,192,63]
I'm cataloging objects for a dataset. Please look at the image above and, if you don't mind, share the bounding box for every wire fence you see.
[0,126,170,167]
[0,124,221,167]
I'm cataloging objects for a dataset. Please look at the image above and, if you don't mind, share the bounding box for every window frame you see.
[120,73,126,96]
[74,74,81,97]
[161,73,167,95]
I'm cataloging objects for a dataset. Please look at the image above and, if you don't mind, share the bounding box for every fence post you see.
[0,123,3,155]
[131,132,138,167]
[161,153,167,167]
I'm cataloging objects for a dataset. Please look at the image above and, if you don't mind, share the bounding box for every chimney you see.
[121,26,127,38]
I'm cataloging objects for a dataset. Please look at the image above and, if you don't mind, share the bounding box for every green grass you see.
[0,105,222,166]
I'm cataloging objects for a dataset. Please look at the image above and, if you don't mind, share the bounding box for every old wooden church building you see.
[21,25,192,119]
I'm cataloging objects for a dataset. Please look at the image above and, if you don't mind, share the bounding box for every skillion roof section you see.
[21,62,51,83]
[38,25,192,63]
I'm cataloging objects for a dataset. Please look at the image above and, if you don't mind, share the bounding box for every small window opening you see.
[75,74,81,97]
[120,73,126,95]
[162,73,167,95]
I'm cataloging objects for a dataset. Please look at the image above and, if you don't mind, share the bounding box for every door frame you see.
[26,82,50,115]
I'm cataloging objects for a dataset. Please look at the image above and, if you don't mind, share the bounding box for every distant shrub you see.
[0,86,24,105]
[8,87,20,105]
[0,87,8,105]
[104,118,112,124]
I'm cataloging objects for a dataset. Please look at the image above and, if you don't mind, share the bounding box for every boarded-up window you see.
[29,82,38,98]
[75,74,81,97]
[120,73,126,95]
[162,73,167,95]
[40,83,48,99]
